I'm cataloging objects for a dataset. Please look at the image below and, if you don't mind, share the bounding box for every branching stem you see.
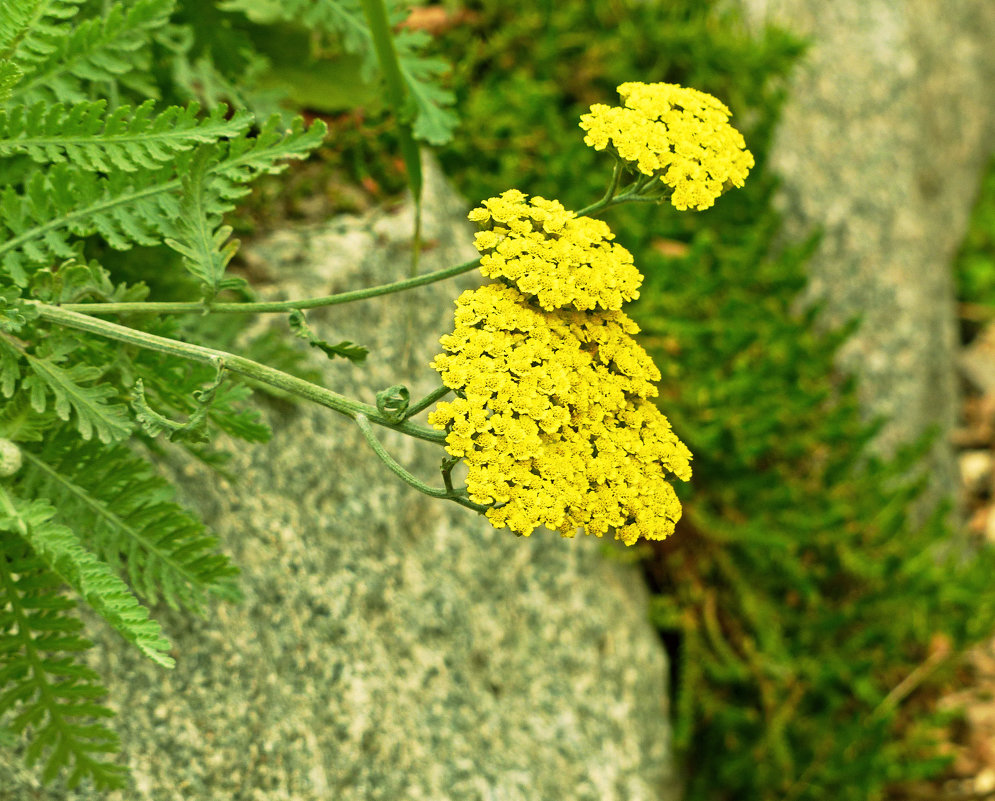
[58,257,483,316]
[354,414,488,513]
[31,303,446,444]
[405,385,451,419]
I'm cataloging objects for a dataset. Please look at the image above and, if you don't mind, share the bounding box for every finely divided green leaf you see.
[7,0,173,105]
[288,309,367,363]
[0,393,52,441]
[0,494,174,669]
[0,61,22,101]
[130,377,208,442]
[0,336,22,398]
[218,0,457,144]
[0,525,126,790]
[0,115,326,285]
[0,0,85,64]
[0,100,253,171]
[398,43,458,145]
[20,435,242,612]
[162,147,242,297]
[0,285,36,333]
[23,355,133,443]
[29,258,149,305]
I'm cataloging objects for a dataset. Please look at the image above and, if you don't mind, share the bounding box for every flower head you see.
[579,81,754,210]
[468,190,642,312]
[430,282,692,545]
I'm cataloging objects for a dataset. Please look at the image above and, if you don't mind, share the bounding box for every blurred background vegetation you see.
[37,0,995,798]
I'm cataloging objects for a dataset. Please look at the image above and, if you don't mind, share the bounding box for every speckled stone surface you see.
[0,160,676,800]
[737,0,995,513]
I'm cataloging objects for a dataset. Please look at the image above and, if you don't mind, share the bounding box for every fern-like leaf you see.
[0,285,37,336]
[21,340,133,443]
[0,115,325,285]
[395,28,458,145]
[0,337,20,398]
[7,0,173,105]
[0,491,174,669]
[0,100,253,171]
[0,0,85,64]
[203,379,272,442]
[288,309,368,363]
[0,525,127,790]
[219,0,457,143]
[29,257,149,306]
[101,312,271,445]
[0,61,22,102]
[17,429,242,612]
[206,113,327,197]
[0,393,53,443]
[163,146,243,298]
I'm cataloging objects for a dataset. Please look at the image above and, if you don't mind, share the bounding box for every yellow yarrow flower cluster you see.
[468,189,642,312]
[429,193,692,545]
[579,81,754,211]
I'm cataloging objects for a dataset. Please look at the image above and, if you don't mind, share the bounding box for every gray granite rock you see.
[737,0,995,514]
[0,159,676,800]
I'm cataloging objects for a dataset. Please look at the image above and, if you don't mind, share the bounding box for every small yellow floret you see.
[579,81,754,211]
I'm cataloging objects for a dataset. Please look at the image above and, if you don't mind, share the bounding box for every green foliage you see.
[0,524,127,790]
[0,63,23,102]
[179,0,457,143]
[638,211,995,800]
[131,373,220,443]
[7,0,172,105]
[0,0,345,788]
[14,430,242,611]
[0,110,324,287]
[0,100,252,171]
[435,2,995,800]
[244,0,453,142]
[956,156,995,306]
[288,309,368,363]
[1,493,174,668]
[162,147,246,300]
[21,341,134,443]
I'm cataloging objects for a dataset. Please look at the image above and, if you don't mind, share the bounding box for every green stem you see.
[359,0,423,276]
[31,303,445,444]
[598,161,624,207]
[575,181,648,218]
[58,257,482,316]
[354,414,488,513]
[441,455,458,493]
[410,195,422,277]
[405,385,451,419]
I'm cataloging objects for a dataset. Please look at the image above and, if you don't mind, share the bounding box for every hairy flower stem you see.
[599,161,625,207]
[57,257,482,316]
[440,455,459,493]
[354,414,488,513]
[31,303,446,444]
[405,385,451,419]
